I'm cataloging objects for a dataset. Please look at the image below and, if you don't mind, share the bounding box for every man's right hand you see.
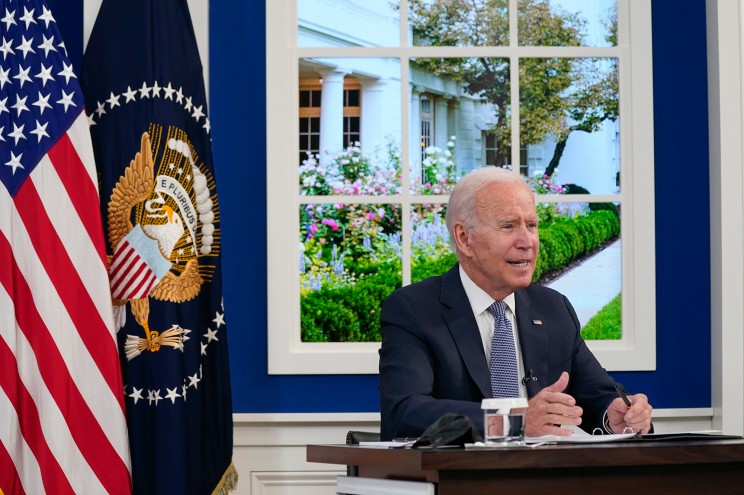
[524,371,583,437]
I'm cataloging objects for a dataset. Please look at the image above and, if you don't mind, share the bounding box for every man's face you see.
[455,181,539,299]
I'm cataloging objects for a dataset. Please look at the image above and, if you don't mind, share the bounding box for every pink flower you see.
[322,218,339,231]
[367,212,375,220]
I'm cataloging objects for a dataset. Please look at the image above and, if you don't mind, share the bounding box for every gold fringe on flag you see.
[211,462,239,495]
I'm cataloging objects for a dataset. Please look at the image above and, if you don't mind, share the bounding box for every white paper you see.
[525,432,636,443]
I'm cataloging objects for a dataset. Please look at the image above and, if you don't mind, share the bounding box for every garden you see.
[299,140,620,342]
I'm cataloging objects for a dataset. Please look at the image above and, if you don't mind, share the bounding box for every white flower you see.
[302,175,316,186]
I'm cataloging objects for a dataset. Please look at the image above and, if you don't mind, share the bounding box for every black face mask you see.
[412,413,484,448]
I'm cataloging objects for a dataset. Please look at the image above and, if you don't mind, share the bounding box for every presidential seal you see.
[107,125,219,360]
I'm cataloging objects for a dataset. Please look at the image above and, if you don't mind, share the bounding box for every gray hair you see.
[445,167,528,251]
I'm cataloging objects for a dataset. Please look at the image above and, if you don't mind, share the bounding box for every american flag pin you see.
[533,319,543,325]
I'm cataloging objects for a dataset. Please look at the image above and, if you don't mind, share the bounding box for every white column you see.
[318,68,347,162]
[456,97,477,173]
[434,97,450,149]
[448,98,458,142]
[360,78,388,153]
[409,86,423,172]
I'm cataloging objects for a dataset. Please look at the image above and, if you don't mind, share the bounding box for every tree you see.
[408,0,618,177]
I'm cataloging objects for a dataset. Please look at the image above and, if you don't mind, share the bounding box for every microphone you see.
[522,369,537,387]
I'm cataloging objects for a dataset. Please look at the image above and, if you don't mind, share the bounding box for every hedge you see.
[533,209,620,281]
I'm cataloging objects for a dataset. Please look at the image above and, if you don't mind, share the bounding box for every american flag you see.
[0,0,132,493]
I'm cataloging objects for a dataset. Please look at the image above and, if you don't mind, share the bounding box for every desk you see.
[307,439,744,494]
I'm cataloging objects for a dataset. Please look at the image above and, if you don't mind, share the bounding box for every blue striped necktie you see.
[488,301,520,398]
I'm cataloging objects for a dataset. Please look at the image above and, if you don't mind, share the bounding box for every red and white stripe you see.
[109,239,160,301]
[0,113,132,494]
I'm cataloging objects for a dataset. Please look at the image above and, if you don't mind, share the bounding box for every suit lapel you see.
[440,266,492,398]
[515,289,550,397]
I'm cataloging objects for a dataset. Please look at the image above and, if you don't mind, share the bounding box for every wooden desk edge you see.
[307,440,744,472]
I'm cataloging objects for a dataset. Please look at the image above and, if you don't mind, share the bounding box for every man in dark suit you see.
[379,167,653,441]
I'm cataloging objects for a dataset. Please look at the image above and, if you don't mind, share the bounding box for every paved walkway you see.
[546,239,621,327]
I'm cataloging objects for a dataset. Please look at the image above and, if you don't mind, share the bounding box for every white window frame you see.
[266,0,655,374]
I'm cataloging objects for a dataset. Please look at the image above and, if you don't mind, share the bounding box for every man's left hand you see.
[607,393,652,434]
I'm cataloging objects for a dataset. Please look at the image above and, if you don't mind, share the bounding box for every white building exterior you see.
[297,0,619,193]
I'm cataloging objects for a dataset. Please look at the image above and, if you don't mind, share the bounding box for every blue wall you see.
[63,0,711,413]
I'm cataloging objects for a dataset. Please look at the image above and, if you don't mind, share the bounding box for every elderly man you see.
[379,166,652,441]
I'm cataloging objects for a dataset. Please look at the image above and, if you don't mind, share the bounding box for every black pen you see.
[614,384,632,408]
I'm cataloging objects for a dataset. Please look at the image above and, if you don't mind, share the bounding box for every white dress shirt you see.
[459,265,527,398]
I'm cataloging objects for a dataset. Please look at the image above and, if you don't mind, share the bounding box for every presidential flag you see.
[0,0,132,493]
[80,0,236,493]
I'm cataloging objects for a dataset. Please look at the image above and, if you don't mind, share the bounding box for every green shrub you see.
[301,262,401,342]
[301,294,361,342]
[589,202,619,216]
[412,252,457,282]
[581,293,622,340]
[533,210,620,282]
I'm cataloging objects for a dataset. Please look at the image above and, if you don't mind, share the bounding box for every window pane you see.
[299,58,401,196]
[520,57,619,194]
[300,203,402,342]
[299,117,321,165]
[518,0,617,47]
[298,0,400,48]
[547,234,622,338]
[410,57,510,193]
[311,90,322,107]
[346,89,360,107]
[409,0,509,47]
[300,90,311,107]
[534,200,621,338]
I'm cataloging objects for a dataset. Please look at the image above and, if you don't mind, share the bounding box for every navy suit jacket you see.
[379,264,618,441]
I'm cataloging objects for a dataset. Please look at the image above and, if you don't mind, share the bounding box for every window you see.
[484,132,499,167]
[268,0,655,374]
[525,146,543,177]
[343,88,361,147]
[299,88,321,164]
[420,95,433,163]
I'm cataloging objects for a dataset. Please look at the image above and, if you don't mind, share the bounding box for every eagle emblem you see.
[107,126,218,360]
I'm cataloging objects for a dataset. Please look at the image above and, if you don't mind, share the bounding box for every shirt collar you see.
[459,265,516,317]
